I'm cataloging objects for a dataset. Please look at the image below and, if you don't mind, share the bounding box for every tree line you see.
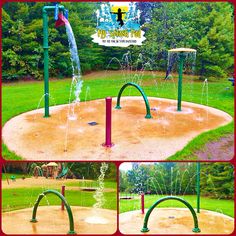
[3,162,116,180]
[119,163,234,199]
[2,2,234,81]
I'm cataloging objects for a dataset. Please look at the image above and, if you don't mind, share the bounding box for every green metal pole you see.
[177,53,185,111]
[42,5,65,118]
[196,162,200,213]
[43,8,50,117]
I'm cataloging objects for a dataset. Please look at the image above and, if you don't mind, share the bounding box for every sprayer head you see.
[55,12,69,28]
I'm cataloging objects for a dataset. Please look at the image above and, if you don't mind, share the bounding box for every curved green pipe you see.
[115,82,152,119]
[141,196,200,233]
[30,189,76,234]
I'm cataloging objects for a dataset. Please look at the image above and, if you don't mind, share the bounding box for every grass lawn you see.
[2,176,117,189]
[65,180,117,189]
[2,180,117,212]
[119,194,234,217]
[1,173,30,180]
[2,71,234,160]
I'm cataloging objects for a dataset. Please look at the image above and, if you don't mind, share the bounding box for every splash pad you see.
[2,162,116,234]
[119,208,234,234]
[2,3,232,161]
[2,206,116,234]
[2,96,232,160]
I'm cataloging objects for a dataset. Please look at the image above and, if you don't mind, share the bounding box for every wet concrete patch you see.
[2,206,117,234]
[119,208,234,234]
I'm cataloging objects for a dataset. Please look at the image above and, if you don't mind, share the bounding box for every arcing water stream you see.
[64,22,83,152]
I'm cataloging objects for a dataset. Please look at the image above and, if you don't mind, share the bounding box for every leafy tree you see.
[201,163,234,199]
[2,162,116,181]
[127,164,150,193]
[1,2,234,81]
[120,163,234,199]
[191,2,234,79]
[119,170,129,192]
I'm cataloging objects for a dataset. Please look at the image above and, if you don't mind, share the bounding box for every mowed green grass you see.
[2,173,30,180]
[2,72,234,160]
[65,180,117,189]
[2,180,117,212]
[119,194,234,217]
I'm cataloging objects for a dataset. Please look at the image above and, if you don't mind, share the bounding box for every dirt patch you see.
[69,186,115,193]
[2,177,93,189]
[2,97,232,160]
[195,134,234,160]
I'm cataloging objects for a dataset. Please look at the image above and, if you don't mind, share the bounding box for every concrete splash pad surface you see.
[119,208,234,234]
[2,97,232,160]
[2,206,117,234]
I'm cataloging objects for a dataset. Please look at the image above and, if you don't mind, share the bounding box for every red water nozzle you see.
[55,13,69,28]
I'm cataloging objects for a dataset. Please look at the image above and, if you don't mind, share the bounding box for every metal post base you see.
[68,230,77,234]
[30,218,37,223]
[145,114,152,119]
[141,227,150,233]
[102,143,114,148]
[192,227,201,233]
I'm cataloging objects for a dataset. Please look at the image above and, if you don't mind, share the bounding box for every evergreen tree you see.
[192,2,234,79]
[120,163,234,199]
[1,2,234,81]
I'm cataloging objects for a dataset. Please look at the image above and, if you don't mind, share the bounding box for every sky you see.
[119,162,157,172]
[110,2,132,7]
[119,162,133,171]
